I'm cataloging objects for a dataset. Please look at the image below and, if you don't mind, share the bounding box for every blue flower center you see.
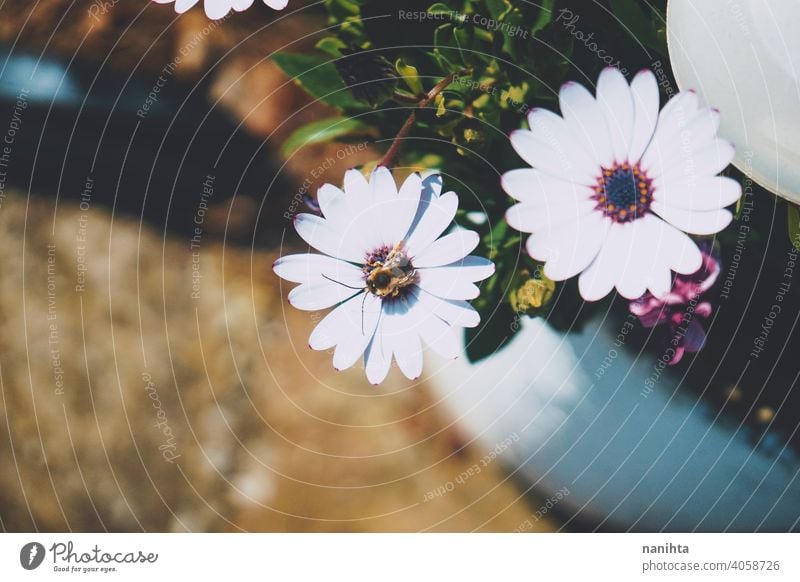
[593,162,653,223]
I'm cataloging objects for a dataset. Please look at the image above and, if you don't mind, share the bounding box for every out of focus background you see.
[0,0,554,532]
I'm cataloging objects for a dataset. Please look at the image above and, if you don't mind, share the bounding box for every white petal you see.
[365,317,392,384]
[510,129,598,186]
[343,168,371,208]
[204,0,232,18]
[501,168,594,207]
[273,253,364,287]
[412,230,478,268]
[315,294,382,371]
[382,302,424,380]
[415,256,494,300]
[615,219,658,299]
[309,292,374,350]
[540,212,610,281]
[526,108,600,177]
[174,0,199,12]
[559,80,614,168]
[233,0,255,10]
[333,293,382,370]
[263,0,288,8]
[651,202,732,236]
[503,168,571,203]
[418,315,461,359]
[404,191,459,257]
[388,171,422,243]
[578,222,628,301]
[653,175,742,211]
[639,90,699,176]
[412,289,480,328]
[415,270,479,300]
[658,138,735,184]
[652,217,703,274]
[506,197,596,235]
[434,255,495,281]
[288,282,360,311]
[596,67,634,164]
[294,213,364,263]
[628,70,660,163]
[317,183,348,225]
[369,166,397,205]
[647,108,721,178]
[619,215,698,297]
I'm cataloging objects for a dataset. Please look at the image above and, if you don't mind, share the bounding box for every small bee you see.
[365,242,416,298]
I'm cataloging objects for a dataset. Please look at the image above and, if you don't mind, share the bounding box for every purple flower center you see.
[592,162,653,223]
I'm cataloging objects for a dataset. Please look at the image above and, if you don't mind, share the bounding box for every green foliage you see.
[274,0,671,360]
[788,203,800,251]
[280,117,377,158]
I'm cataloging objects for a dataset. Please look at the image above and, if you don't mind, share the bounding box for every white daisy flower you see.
[152,0,287,20]
[274,168,494,385]
[502,67,742,301]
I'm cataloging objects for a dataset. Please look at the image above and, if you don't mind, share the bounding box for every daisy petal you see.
[413,289,480,328]
[646,108,721,180]
[365,318,392,384]
[383,303,424,380]
[332,309,382,371]
[510,129,598,186]
[559,81,614,168]
[405,191,459,257]
[651,202,733,236]
[317,183,348,224]
[639,90,699,176]
[654,175,742,211]
[658,138,736,184]
[273,253,364,286]
[411,230,479,267]
[578,223,628,301]
[343,168,371,208]
[540,212,610,281]
[526,108,600,177]
[502,168,565,203]
[596,67,634,164]
[174,0,199,12]
[294,213,364,263]
[309,292,377,349]
[288,282,359,311]
[650,217,703,274]
[204,0,231,18]
[418,315,461,359]
[389,171,422,243]
[628,70,660,163]
[507,198,596,235]
[616,218,662,299]
[263,0,288,8]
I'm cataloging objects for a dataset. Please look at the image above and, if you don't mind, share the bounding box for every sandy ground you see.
[0,189,553,532]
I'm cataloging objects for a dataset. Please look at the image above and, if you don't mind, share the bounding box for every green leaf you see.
[272,52,367,111]
[609,0,667,56]
[530,0,555,36]
[395,59,425,96]
[280,116,376,158]
[465,301,519,363]
[315,37,347,58]
[788,203,800,251]
[486,0,512,20]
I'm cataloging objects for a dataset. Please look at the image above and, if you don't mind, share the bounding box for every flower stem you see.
[380,68,472,169]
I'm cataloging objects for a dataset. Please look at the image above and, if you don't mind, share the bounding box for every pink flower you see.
[629,244,720,365]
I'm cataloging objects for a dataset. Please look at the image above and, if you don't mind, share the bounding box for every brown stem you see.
[379,67,472,169]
